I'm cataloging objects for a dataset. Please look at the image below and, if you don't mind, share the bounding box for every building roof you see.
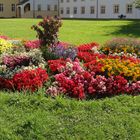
[18,0,29,5]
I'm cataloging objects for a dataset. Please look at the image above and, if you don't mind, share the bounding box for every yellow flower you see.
[99,58,140,81]
[0,39,13,54]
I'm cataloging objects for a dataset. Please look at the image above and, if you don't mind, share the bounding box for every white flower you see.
[66,62,73,69]
[91,46,99,53]
[71,71,76,76]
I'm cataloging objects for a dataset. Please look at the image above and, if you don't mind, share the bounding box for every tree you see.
[134,0,140,8]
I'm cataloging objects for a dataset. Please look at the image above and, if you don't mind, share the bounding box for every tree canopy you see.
[134,0,140,8]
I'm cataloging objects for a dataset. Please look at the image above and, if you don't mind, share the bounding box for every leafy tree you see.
[134,0,140,8]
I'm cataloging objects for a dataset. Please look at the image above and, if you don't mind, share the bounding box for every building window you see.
[127,4,133,14]
[101,6,106,14]
[38,4,41,11]
[11,4,16,12]
[66,7,70,14]
[81,7,85,14]
[0,4,4,12]
[90,6,95,14]
[73,7,77,14]
[54,5,57,11]
[114,5,119,14]
[47,5,51,11]
[60,8,64,14]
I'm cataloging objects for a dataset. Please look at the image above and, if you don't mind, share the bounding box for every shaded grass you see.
[1,92,140,139]
[0,19,140,44]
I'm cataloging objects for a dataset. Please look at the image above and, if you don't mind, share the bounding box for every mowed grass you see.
[0,19,140,139]
[1,93,140,140]
[0,19,140,44]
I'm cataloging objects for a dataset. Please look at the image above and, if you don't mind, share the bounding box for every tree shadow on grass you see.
[106,20,140,38]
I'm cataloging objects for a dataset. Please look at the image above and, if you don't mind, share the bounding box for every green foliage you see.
[31,17,62,61]
[41,46,59,61]
[1,92,140,139]
[134,0,140,8]
[31,17,62,47]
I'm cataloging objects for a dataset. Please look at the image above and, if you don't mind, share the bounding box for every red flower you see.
[12,68,48,92]
[48,59,66,72]
[78,42,99,52]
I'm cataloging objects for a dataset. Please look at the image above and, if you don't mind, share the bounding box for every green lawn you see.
[1,93,140,140]
[0,19,140,44]
[0,19,140,139]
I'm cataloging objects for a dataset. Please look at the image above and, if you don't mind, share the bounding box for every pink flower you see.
[25,40,41,50]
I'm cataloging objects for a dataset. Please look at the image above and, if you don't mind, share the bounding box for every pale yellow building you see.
[0,0,58,18]
[0,0,19,18]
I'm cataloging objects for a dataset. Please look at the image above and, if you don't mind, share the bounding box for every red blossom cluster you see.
[0,77,13,90]
[78,42,99,52]
[129,81,140,94]
[0,68,48,92]
[46,58,140,99]
[47,59,67,72]
[52,59,87,99]
[77,42,102,62]
[84,60,103,73]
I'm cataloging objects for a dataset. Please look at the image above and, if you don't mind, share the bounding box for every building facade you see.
[18,0,58,18]
[0,0,58,18]
[0,0,19,18]
[59,0,140,19]
[0,0,140,19]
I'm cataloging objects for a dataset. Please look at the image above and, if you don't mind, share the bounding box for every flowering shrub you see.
[105,76,128,95]
[78,42,99,52]
[78,52,106,62]
[84,59,103,74]
[0,22,140,99]
[77,44,140,82]
[50,43,77,60]
[32,17,62,47]
[101,38,140,57]
[100,58,140,81]
[13,68,48,91]
[77,42,105,62]
[0,77,13,90]
[46,58,140,99]
[47,58,87,99]
[0,39,13,54]
[0,68,48,92]
[0,48,46,80]
[129,81,140,94]
[24,40,40,50]
[47,59,67,72]
[0,35,10,40]
[2,55,30,69]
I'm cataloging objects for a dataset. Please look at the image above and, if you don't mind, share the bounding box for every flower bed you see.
[0,36,139,99]
[0,18,139,100]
